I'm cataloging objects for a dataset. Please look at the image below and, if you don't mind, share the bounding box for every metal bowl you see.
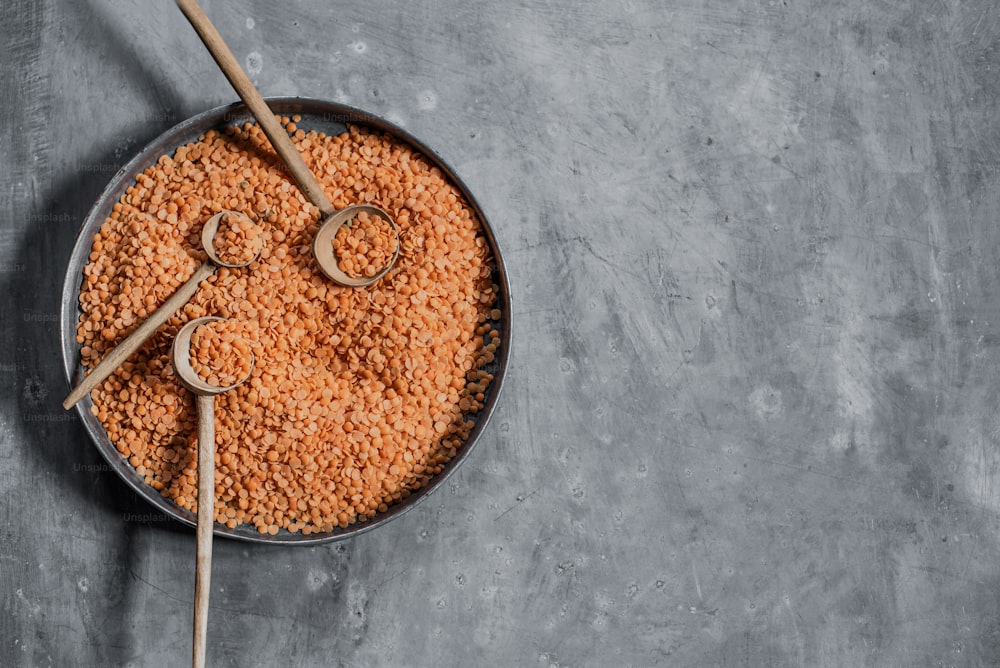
[60,98,511,544]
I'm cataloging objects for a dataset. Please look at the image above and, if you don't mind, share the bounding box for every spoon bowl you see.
[201,210,265,269]
[171,315,255,394]
[312,204,400,286]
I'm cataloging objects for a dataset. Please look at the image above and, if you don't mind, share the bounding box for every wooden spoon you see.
[170,316,255,668]
[176,0,400,287]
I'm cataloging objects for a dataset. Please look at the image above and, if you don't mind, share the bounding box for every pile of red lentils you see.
[211,211,262,266]
[190,319,254,388]
[333,210,398,279]
[76,117,501,535]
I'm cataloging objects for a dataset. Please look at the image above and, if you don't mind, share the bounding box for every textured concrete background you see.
[4,0,1000,666]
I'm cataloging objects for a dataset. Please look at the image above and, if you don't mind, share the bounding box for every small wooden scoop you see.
[170,316,254,668]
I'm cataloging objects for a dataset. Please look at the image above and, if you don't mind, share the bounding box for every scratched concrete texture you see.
[3,0,1000,666]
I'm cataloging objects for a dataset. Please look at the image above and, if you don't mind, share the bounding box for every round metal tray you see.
[60,97,511,544]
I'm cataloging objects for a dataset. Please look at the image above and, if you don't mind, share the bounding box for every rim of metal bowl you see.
[60,97,511,545]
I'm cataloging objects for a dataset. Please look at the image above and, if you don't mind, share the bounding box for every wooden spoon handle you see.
[193,393,216,668]
[63,261,216,410]
[176,0,335,217]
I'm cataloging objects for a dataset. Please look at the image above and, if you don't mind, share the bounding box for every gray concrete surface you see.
[3,0,1000,666]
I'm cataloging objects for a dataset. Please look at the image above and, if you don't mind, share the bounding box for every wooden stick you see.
[192,393,216,668]
[63,261,216,410]
[176,0,335,216]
